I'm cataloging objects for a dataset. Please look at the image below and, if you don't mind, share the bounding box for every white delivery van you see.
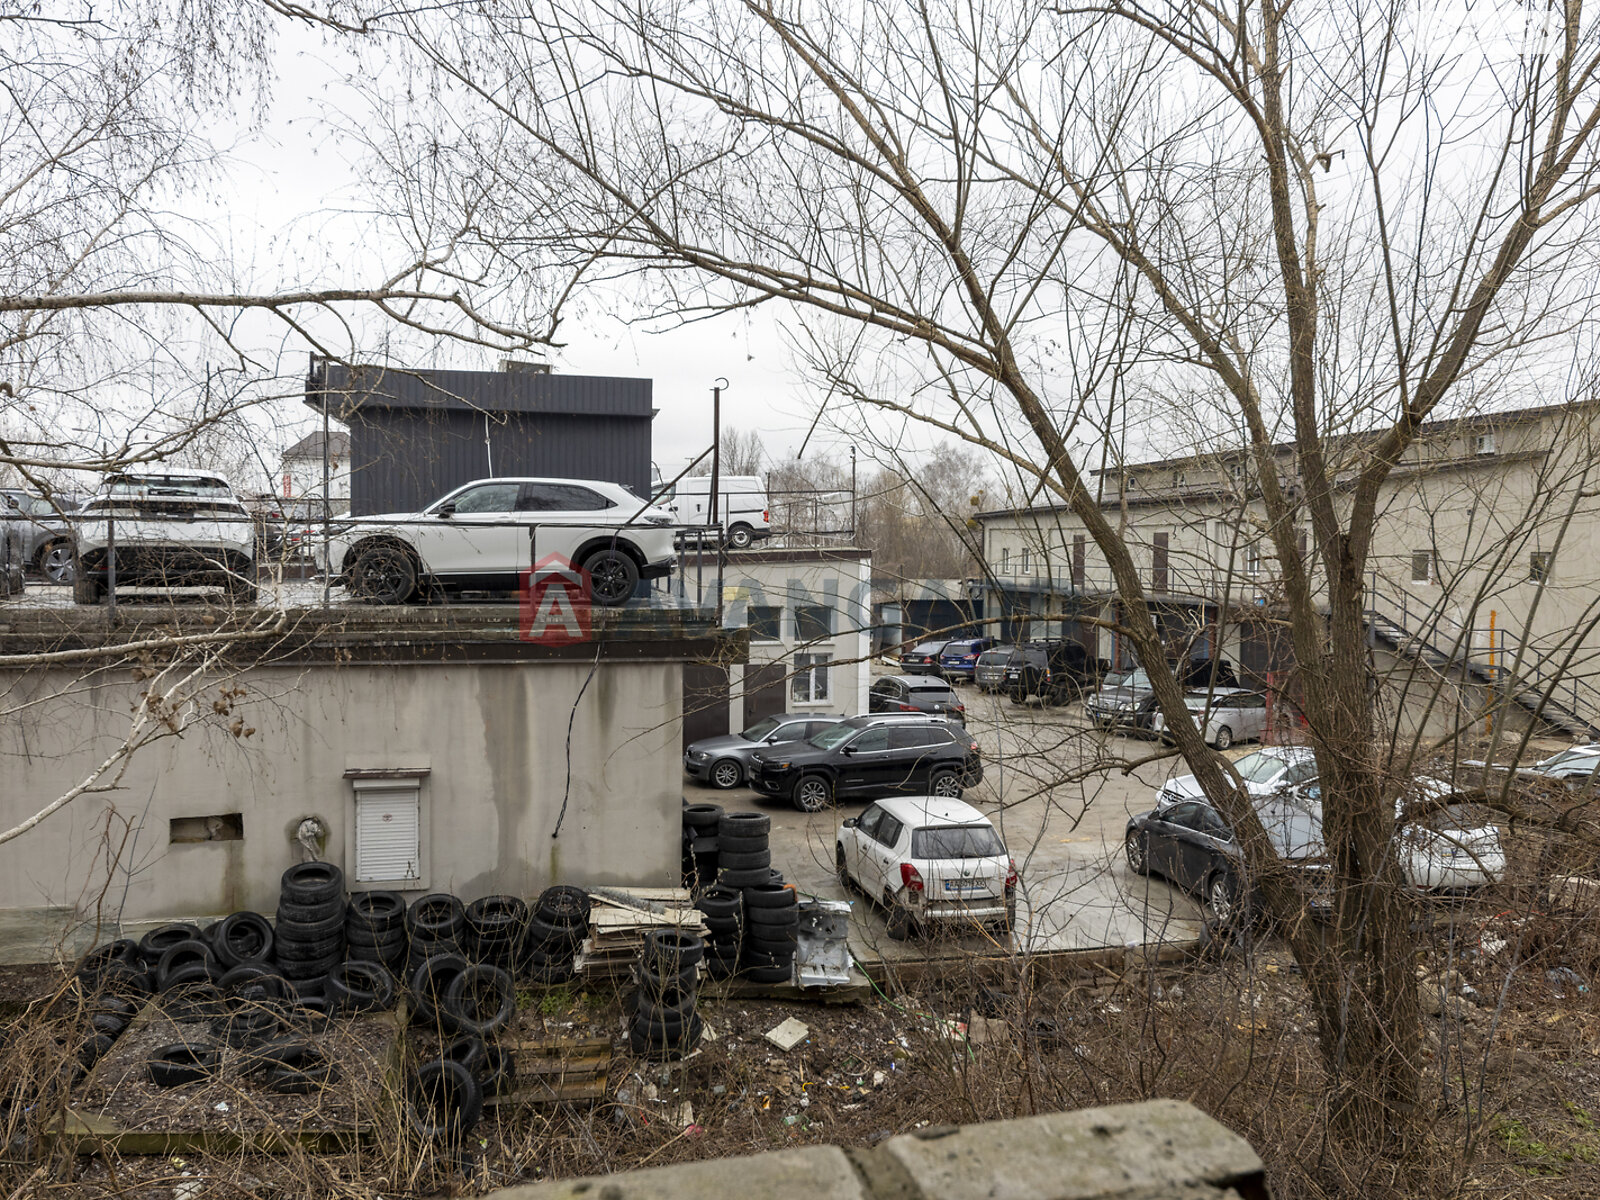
[668,474,771,549]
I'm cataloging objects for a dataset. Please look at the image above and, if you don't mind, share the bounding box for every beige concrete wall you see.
[0,657,683,963]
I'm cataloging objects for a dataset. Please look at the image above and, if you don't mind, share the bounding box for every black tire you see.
[742,883,796,910]
[217,962,287,996]
[582,546,640,607]
[521,954,575,987]
[345,923,407,949]
[39,540,76,585]
[1213,725,1234,751]
[228,575,259,605]
[348,542,419,605]
[287,996,331,1034]
[718,848,772,871]
[87,994,139,1021]
[747,909,799,932]
[694,885,742,920]
[682,804,723,831]
[702,915,742,938]
[79,940,141,987]
[407,893,466,939]
[326,961,397,1014]
[213,912,275,969]
[275,895,345,925]
[139,923,202,967]
[718,865,770,888]
[708,759,743,789]
[1008,687,1026,705]
[347,891,407,933]
[633,986,697,1023]
[629,1013,703,1060]
[525,914,584,952]
[480,1043,516,1096]
[630,1006,695,1041]
[792,774,833,813]
[744,964,792,984]
[749,931,798,954]
[148,1043,220,1088]
[466,895,528,938]
[273,932,344,961]
[641,930,704,975]
[441,964,516,1037]
[210,1007,283,1049]
[156,942,220,991]
[1125,831,1149,876]
[928,769,963,798]
[533,885,590,927]
[1205,872,1242,926]
[281,861,344,907]
[836,845,853,891]
[409,1058,484,1141]
[718,811,770,838]
[410,953,470,1026]
[89,1011,130,1039]
[443,1034,488,1077]
[265,1058,340,1094]
[726,523,755,550]
[885,904,914,941]
[716,831,769,855]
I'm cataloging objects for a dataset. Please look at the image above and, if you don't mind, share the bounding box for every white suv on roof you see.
[328,477,677,606]
[73,470,256,605]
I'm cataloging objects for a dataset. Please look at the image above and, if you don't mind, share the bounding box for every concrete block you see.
[488,1145,868,1200]
[878,1099,1264,1200]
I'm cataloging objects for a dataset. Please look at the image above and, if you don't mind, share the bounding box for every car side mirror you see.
[841,745,855,755]
[842,817,858,829]
[436,502,456,518]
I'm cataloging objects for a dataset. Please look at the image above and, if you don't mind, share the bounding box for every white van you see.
[666,474,771,549]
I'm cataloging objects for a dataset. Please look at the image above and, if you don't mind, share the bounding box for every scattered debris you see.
[765,1018,810,1052]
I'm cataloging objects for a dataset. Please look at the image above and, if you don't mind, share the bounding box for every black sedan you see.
[1124,797,1323,924]
[898,640,950,675]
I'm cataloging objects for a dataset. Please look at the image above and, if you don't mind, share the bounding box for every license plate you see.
[944,879,985,893]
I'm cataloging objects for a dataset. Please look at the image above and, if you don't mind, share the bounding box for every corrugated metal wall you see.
[331,377,654,516]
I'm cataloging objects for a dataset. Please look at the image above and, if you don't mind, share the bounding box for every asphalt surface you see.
[686,675,1211,969]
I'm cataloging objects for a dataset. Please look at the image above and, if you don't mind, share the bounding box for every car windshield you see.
[1182,694,1218,710]
[809,724,859,750]
[742,717,782,741]
[907,682,953,695]
[1104,669,1150,689]
[1230,751,1292,783]
[105,474,231,499]
[911,825,1005,859]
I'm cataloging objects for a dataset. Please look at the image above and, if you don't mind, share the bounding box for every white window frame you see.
[344,767,430,891]
[1411,550,1434,585]
[1473,432,1497,456]
[792,652,832,704]
[999,548,1010,573]
[1244,544,1262,577]
[1019,547,1032,575]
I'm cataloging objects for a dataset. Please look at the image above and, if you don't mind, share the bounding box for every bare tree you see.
[354,0,1600,1156]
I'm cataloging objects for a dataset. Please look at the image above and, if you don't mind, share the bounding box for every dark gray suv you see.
[0,490,79,583]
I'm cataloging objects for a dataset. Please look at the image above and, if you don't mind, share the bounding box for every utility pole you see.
[849,445,857,539]
[711,378,727,625]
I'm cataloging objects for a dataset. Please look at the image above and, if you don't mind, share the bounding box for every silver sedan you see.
[1151,688,1268,750]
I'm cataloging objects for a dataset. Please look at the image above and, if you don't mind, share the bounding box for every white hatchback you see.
[328,477,676,606]
[836,796,1016,940]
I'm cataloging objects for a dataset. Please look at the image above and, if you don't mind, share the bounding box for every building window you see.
[795,603,833,642]
[1473,432,1497,456]
[1152,532,1169,591]
[1411,551,1434,584]
[1171,470,1186,488]
[1125,474,1139,491]
[1072,535,1086,588]
[1019,548,1032,575]
[1000,548,1010,572]
[1244,545,1262,577]
[1228,462,1245,483]
[1531,551,1553,583]
[792,653,831,702]
[749,605,783,642]
[344,769,430,889]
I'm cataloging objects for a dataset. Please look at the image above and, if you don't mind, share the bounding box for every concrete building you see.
[973,401,1600,737]
[0,602,738,963]
[306,357,655,515]
[279,429,351,517]
[679,547,874,746]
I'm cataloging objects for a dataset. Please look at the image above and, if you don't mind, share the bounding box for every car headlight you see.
[776,761,791,770]
[694,751,708,760]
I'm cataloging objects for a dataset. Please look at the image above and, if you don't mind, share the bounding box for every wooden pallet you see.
[485,1036,611,1108]
[576,889,708,983]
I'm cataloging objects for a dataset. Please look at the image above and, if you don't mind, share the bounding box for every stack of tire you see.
[682,802,723,888]
[465,895,528,973]
[346,891,407,976]
[715,811,772,890]
[739,884,798,984]
[521,885,590,985]
[693,885,743,979]
[273,862,347,997]
[629,930,703,1060]
[405,893,467,977]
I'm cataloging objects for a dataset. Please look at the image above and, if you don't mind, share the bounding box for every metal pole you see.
[106,511,116,618]
[710,378,727,627]
[850,445,857,539]
[322,388,331,611]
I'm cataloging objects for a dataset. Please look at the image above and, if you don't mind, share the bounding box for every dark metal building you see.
[305,357,655,515]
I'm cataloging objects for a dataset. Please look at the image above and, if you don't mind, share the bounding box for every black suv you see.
[749,715,984,812]
[868,674,967,722]
[1004,641,1106,705]
[1085,655,1239,734]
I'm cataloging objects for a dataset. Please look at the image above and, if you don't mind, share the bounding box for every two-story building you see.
[973,400,1600,737]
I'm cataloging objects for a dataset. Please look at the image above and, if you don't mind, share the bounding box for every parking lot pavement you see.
[686,683,1208,969]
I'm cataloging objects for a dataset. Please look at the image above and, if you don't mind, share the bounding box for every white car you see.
[1531,744,1600,788]
[663,474,770,549]
[1151,688,1270,750]
[1155,745,1319,809]
[836,796,1016,940]
[1294,780,1505,891]
[328,477,677,606]
[73,470,256,605]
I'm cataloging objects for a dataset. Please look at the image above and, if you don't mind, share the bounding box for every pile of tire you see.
[409,953,516,1038]
[740,883,798,984]
[694,885,743,979]
[407,1053,486,1143]
[405,893,467,976]
[346,891,407,975]
[714,811,771,890]
[273,863,347,997]
[682,802,723,888]
[522,885,590,985]
[465,895,528,973]
[629,930,704,1060]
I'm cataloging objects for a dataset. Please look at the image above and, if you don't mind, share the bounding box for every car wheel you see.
[1212,725,1233,751]
[1205,873,1238,925]
[885,901,913,941]
[582,547,639,606]
[792,775,833,813]
[929,770,962,798]
[1125,831,1148,876]
[709,759,742,790]
[726,523,754,550]
[39,541,75,585]
[1008,688,1026,705]
[835,845,852,891]
[348,544,418,605]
